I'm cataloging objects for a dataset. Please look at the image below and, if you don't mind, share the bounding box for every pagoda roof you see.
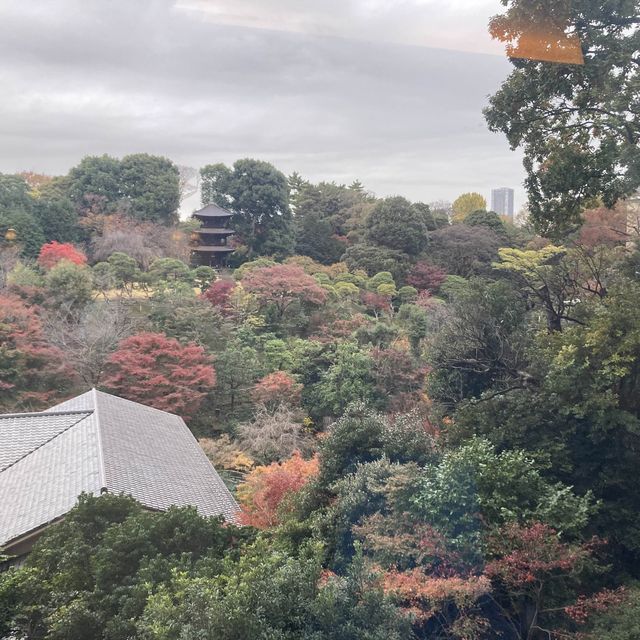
[195,228,235,234]
[192,246,235,253]
[192,203,233,218]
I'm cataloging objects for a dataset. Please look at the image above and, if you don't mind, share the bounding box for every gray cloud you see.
[0,0,525,211]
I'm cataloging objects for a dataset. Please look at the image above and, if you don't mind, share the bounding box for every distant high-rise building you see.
[491,188,514,219]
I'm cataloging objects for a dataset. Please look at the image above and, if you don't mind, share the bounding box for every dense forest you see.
[2,0,640,638]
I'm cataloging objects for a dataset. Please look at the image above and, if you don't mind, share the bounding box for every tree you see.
[463,209,506,235]
[427,278,529,405]
[201,279,236,314]
[0,173,33,213]
[201,159,294,257]
[0,494,246,640]
[45,301,139,386]
[0,209,45,259]
[494,245,581,332]
[0,294,73,411]
[237,452,319,528]
[237,404,314,465]
[342,244,410,281]
[150,289,229,351]
[119,153,180,224]
[295,212,345,264]
[365,196,429,256]
[32,195,79,243]
[485,0,640,234]
[67,154,122,212]
[315,343,377,417]
[210,341,263,422]
[429,225,501,278]
[242,264,327,321]
[406,261,447,292]
[451,193,487,223]
[102,332,216,420]
[37,241,87,270]
[251,371,303,408]
[44,261,93,310]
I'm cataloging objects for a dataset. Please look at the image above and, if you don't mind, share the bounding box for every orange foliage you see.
[252,371,302,407]
[237,452,319,529]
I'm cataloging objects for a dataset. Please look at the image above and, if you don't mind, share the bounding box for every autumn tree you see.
[451,192,487,223]
[102,332,216,420]
[407,260,447,292]
[251,371,303,408]
[241,264,327,321]
[237,452,319,528]
[37,241,87,270]
[0,294,74,411]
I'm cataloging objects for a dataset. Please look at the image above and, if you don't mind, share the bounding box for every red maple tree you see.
[201,279,236,314]
[102,332,216,420]
[251,371,302,408]
[37,241,88,270]
[241,264,327,319]
[407,261,447,292]
[237,452,319,529]
[0,294,73,411]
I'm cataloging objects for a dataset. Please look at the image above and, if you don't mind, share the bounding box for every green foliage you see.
[485,0,640,234]
[45,261,93,309]
[315,343,376,417]
[67,154,180,223]
[317,403,386,488]
[201,159,294,258]
[342,244,409,280]
[463,209,506,235]
[0,209,45,259]
[583,587,640,640]
[413,439,592,556]
[0,494,248,640]
[427,278,528,405]
[366,196,429,256]
[32,196,79,243]
[149,289,229,350]
[119,153,180,224]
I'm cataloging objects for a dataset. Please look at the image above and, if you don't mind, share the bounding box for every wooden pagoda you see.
[190,203,235,266]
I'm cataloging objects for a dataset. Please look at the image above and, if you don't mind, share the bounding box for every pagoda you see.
[190,203,235,266]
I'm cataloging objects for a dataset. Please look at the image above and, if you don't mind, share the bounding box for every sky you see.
[0,0,526,215]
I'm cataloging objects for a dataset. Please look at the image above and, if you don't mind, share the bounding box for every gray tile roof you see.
[192,203,233,218]
[1,390,239,549]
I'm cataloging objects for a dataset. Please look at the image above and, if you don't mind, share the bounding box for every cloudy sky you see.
[0,0,525,213]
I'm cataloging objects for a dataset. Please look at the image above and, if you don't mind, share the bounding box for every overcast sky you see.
[0,0,525,214]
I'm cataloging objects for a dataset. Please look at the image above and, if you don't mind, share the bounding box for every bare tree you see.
[0,245,20,290]
[236,404,315,465]
[45,300,142,386]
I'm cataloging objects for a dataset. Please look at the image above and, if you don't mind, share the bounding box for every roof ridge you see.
[92,389,183,419]
[0,411,94,473]
[92,388,108,492]
[0,409,93,419]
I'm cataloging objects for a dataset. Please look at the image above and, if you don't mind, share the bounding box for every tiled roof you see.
[0,390,239,549]
[192,203,233,218]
